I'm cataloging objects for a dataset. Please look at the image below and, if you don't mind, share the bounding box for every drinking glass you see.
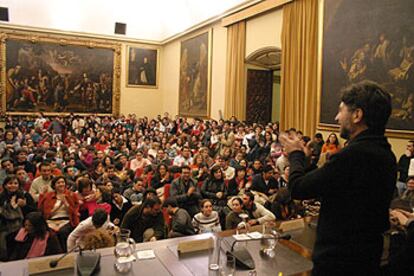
[261,221,278,258]
[209,237,221,271]
[220,252,236,276]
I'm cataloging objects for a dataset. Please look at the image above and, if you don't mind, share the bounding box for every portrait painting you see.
[1,31,121,115]
[179,30,211,118]
[320,0,414,135]
[127,46,159,88]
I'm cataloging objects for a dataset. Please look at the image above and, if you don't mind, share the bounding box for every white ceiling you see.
[1,0,251,42]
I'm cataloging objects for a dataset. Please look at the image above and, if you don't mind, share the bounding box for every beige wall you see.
[245,8,283,57]
[119,43,163,118]
[155,6,284,121]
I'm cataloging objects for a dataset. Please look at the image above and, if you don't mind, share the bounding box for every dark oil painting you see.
[321,0,414,132]
[6,39,114,114]
[127,47,158,87]
[179,31,210,118]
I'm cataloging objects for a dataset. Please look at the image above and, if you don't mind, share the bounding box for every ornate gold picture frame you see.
[318,0,414,138]
[178,29,212,118]
[126,46,159,88]
[0,29,121,116]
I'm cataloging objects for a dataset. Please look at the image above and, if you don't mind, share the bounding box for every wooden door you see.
[246,69,273,124]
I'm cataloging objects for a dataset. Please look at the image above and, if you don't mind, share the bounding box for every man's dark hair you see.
[163,197,178,208]
[263,165,274,173]
[244,191,255,202]
[181,165,191,171]
[315,133,323,139]
[142,197,161,209]
[39,161,51,170]
[340,80,391,134]
[143,188,157,199]
[92,208,108,228]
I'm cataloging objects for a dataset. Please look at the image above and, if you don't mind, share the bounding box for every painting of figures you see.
[320,0,414,134]
[4,37,116,114]
[127,46,158,88]
[179,31,211,118]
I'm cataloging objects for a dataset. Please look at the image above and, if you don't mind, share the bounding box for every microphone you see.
[50,245,82,268]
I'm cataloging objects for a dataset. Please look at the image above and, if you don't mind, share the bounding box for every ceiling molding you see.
[245,46,281,70]
[0,23,162,45]
[221,0,292,27]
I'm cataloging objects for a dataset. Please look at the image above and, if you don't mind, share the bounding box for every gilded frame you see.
[178,29,212,118]
[126,45,160,88]
[317,0,414,138]
[0,29,121,116]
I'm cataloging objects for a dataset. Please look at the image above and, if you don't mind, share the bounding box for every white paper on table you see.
[137,250,156,260]
[232,234,251,241]
[117,255,136,263]
[247,231,263,239]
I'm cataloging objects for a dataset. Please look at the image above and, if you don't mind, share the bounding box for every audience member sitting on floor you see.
[270,187,304,220]
[164,197,195,238]
[121,197,165,242]
[67,208,115,251]
[225,197,247,230]
[110,187,132,226]
[9,212,62,260]
[242,191,276,226]
[81,228,115,250]
[192,199,222,234]
[250,165,278,199]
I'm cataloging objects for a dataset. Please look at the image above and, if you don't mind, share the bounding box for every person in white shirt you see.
[173,146,193,167]
[67,208,115,251]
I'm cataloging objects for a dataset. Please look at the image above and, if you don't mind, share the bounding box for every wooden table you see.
[0,217,317,276]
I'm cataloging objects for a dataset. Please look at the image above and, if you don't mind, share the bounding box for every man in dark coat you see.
[280,81,397,275]
[163,198,195,238]
[121,197,165,243]
[250,165,278,197]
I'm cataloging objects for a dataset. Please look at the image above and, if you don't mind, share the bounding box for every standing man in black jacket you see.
[280,81,396,275]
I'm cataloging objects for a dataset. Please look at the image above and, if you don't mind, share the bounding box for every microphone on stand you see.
[49,245,82,268]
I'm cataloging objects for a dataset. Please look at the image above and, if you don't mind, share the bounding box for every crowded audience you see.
[0,112,411,270]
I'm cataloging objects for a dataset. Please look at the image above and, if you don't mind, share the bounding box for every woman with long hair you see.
[321,133,341,160]
[0,176,27,260]
[9,212,62,260]
[150,164,172,190]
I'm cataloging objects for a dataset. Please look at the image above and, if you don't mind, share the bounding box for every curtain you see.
[280,0,318,136]
[224,20,246,120]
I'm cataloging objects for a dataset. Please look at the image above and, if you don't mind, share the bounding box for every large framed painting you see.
[179,30,212,118]
[127,46,159,88]
[319,0,414,137]
[0,30,121,115]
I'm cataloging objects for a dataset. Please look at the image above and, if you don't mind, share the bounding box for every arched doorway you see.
[245,47,281,124]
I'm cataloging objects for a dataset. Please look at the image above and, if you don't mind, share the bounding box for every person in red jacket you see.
[38,176,79,251]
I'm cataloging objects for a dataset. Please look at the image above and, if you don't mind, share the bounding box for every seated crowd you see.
[0,113,412,263]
